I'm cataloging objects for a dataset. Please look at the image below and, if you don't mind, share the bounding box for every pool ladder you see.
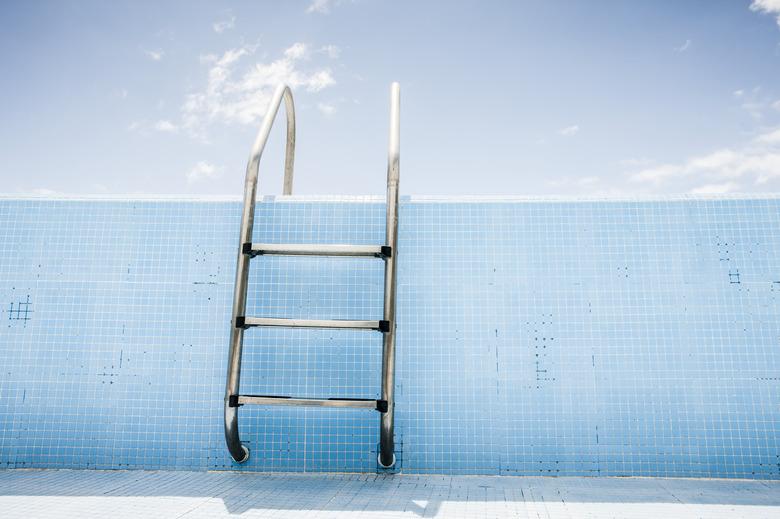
[224,83,400,468]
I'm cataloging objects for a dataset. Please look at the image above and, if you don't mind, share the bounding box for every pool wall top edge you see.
[3,192,780,203]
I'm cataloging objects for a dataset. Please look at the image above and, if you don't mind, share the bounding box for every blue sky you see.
[2,0,780,197]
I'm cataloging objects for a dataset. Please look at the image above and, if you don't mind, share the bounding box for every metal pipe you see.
[379,82,400,468]
[238,396,381,409]
[224,85,296,463]
[246,243,388,257]
[240,317,387,331]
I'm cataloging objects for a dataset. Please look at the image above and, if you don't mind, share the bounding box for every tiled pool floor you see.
[1,470,779,518]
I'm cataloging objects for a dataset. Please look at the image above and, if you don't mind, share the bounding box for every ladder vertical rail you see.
[224,85,296,463]
[379,82,400,468]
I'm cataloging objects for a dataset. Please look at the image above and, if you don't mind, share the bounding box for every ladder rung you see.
[243,242,391,258]
[231,395,388,412]
[237,316,390,332]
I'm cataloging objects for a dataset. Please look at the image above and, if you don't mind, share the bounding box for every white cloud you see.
[187,161,223,183]
[549,175,600,188]
[690,182,739,195]
[145,49,165,61]
[545,175,636,197]
[558,125,579,137]
[306,70,337,92]
[628,127,780,193]
[751,0,780,27]
[154,120,178,133]
[756,127,780,144]
[213,15,235,33]
[306,0,355,14]
[319,45,341,59]
[284,42,309,60]
[618,157,654,168]
[114,88,129,100]
[306,0,332,14]
[733,86,780,120]
[674,39,691,52]
[31,188,59,196]
[199,53,218,64]
[742,102,765,120]
[179,42,336,138]
[317,102,336,115]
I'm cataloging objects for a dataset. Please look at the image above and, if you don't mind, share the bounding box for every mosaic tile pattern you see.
[1,196,779,477]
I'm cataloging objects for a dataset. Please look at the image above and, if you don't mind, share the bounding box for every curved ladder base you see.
[378,452,396,469]
[225,406,250,463]
[234,446,250,463]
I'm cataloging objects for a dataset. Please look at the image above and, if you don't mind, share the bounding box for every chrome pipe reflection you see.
[379,82,400,468]
[224,85,296,463]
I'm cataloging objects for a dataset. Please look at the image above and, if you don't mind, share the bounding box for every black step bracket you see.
[379,320,391,333]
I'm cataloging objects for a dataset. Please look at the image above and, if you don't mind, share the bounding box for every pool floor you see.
[1,469,779,518]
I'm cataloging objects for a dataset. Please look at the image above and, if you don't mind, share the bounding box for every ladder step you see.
[230,395,388,412]
[236,316,390,332]
[243,243,391,258]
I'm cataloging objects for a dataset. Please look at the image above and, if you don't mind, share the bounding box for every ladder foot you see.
[235,445,250,463]
[378,452,395,468]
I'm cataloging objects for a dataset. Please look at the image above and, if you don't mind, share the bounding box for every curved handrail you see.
[387,82,400,186]
[246,84,296,195]
[224,84,296,463]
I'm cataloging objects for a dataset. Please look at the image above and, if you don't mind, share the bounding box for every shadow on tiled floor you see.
[1,469,779,518]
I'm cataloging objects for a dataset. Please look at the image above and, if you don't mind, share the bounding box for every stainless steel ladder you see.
[224,82,400,468]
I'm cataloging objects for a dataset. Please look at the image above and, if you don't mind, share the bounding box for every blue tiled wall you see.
[1,196,779,478]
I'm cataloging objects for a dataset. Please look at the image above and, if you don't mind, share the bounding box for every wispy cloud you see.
[145,49,165,61]
[187,161,223,183]
[750,0,780,27]
[558,125,579,137]
[674,39,691,52]
[319,45,341,59]
[30,188,59,196]
[284,42,309,60]
[306,0,354,14]
[178,42,337,139]
[545,175,637,197]
[732,86,780,120]
[548,175,600,188]
[213,15,235,34]
[618,157,654,168]
[317,102,336,115]
[306,0,332,14]
[154,120,178,133]
[628,127,780,193]
[690,182,739,195]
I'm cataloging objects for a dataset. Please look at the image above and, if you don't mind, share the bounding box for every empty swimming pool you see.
[1,194,779,479]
